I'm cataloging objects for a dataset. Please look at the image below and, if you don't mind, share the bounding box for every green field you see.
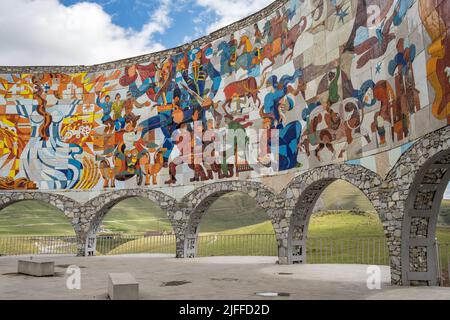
[0,180,448,237]
[106,212,386,256]
[0,201,75,235]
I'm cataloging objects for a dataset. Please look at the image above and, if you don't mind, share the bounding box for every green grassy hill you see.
[317,181,375,211]
[0,180,448,236]
[0,201,74,235]
[105,212,450,260]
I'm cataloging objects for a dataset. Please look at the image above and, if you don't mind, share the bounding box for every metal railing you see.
[306,237,390,265]
[96,233,176,255]
[197,234,278,257]
[1,234,449,287]
[437,242,450,287]
[0,235,77,256]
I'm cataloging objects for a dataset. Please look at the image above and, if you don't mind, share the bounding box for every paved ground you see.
[0,254,449,300]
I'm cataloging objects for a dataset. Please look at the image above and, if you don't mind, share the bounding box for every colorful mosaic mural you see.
[0,0,448,191]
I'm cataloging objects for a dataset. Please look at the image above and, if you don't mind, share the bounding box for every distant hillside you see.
[0,201,75,235]
[0,180,448,235]
[315,180,375,212]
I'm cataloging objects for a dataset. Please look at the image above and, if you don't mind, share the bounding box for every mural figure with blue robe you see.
[260,70,303,171]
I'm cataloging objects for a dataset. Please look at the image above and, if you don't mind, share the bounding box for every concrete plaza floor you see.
[0,254,449,300]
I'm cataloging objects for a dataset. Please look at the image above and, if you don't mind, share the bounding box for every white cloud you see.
[0,0,274,66]
[195,0,273,34]
[0,0,172,66]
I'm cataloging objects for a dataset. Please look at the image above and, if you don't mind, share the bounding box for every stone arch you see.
[0,192,83,255]
[0,191,80,234]
[382,126,450,285]
[278,164,383,264]
[0,191,77,212]
[175,181,281,258]
[76,189,177,256]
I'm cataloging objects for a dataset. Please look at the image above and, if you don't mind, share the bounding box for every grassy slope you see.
[101,198,173,233]
[109,212,450,264]
[0,201,74,235]
[0,181,448,236]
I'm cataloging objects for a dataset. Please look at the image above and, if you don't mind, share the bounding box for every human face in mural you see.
[128,65,137,78]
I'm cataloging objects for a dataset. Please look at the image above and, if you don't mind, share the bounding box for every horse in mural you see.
[282,16,307,62]
[244,17,307,73]
[217,40,259,76]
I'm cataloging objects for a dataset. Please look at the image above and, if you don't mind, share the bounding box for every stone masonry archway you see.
[382,126,450,285]
[174,181,282,258]
[0,191,80,237]
[279,164,383,264]
[77,189,177,256]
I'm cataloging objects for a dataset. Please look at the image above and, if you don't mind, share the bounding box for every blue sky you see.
[59,0,220,48]
[0,0,272,65]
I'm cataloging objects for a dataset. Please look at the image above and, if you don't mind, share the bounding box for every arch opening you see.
[84,192,176,257]
[184,191,277,258]
[287,179,385,264]
[401,150,450,286]
[0,199,77,256]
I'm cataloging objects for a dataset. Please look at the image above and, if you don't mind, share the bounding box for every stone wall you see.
[380,126,450,285]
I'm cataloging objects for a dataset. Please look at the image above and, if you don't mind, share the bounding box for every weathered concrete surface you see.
[1,255,449,300]
[17,259,54,277]
[108,273,139,300]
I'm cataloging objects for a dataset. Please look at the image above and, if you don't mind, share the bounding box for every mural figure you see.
[419,0,450,121]
[388,39,420,141]
[15,77,83,190]
[260,70,303,170]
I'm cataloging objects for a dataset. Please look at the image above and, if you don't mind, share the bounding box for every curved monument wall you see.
[0,0,448,192]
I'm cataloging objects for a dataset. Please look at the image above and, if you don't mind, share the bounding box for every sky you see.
[0,0,272,65]
[1,0,449,198]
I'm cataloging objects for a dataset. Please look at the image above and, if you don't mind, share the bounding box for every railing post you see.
[435,238,442,286]
[85,230,97,256]
[447,244,450,287]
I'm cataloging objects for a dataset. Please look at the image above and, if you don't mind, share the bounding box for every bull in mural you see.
[221,74,266,118]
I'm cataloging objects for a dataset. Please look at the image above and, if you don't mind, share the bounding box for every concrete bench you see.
[18,259,54,277]
[108,273,139,300]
